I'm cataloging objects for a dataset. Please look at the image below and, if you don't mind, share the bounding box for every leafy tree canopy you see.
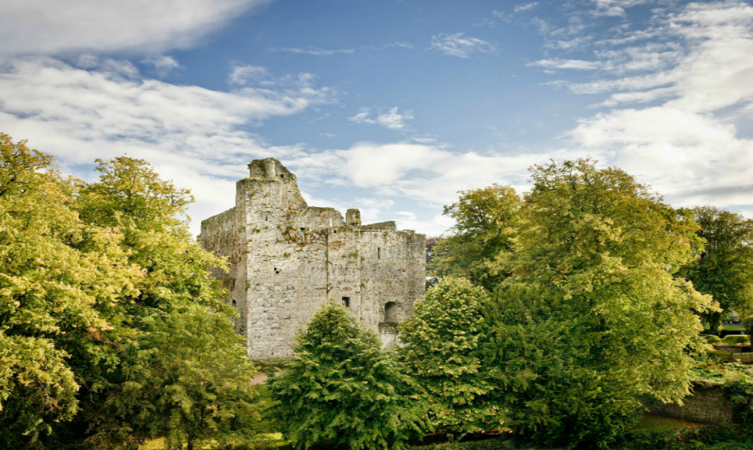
[0,134,256,449]
[681,206,753,333]
[269,303,428,450]
[429,184,521,291]
[477,159,716,449]
[0,134,141,446]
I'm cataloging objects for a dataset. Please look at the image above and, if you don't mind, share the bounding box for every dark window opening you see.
[377,247,381,259]
[342,297,351,308]
[384,302,398,322]
[280,174,284,179]
[265,215,268,221]
[300,227,306,231]
[231,300,237,308]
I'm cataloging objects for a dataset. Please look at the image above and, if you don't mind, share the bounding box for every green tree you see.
[87,309,259,450]
[0,136,257,448]
[0,134,141,447]
[268,303,428,450]
[483,159,716,449]
[75,156,227,314]
[681,206,753,333]
[64,157,255,448]
[399,278,503,435]
[429,185,521,291]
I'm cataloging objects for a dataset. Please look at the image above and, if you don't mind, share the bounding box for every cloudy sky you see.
[2,0,753,236]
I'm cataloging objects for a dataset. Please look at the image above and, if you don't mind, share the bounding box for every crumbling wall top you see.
[361,221,398,231]
[346,209,361,227]
[247,158,296,181]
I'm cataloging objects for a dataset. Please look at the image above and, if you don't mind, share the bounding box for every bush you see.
[707,335,723,344]
[745,317,753,339]
[268,303,428,450]
[722,335,749,345]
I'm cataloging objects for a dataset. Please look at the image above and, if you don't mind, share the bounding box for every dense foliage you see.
[429,185,521,291]
[475,159,716,449]
[268,303,428,450]
[399,278,502,435]
[0,134,258,449]
[681,206,753,333]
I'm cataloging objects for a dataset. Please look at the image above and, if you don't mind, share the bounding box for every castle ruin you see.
[199,158,426,359]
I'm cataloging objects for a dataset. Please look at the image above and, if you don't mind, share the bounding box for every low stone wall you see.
[647,382,734,425]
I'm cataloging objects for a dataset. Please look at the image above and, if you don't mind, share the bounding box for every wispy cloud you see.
[529,58,601,70]
[592,0,652,17]
[515,2,540,14]
[142,55,182,77]
[549,0,753,213]
[0,0,272,55]
[348,107,414,130]
[269,47,356,56]
[430,33,496,58]
[477,3,540,27]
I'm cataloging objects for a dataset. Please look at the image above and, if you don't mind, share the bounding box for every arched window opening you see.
[384,302,398,322]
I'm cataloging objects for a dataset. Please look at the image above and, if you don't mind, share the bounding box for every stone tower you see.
[199,158,426,359]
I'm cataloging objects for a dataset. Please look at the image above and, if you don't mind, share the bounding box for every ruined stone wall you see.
[647,382,735,425]
[200,158,426,359]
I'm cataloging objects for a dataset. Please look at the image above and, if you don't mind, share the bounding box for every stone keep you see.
[199,158,426,359]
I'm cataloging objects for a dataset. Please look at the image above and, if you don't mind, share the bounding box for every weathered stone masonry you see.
[199,158,426,359]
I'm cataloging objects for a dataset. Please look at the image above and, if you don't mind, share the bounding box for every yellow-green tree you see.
[479,159,716,449]
[0,134,141,446]
[0,135,259,449]
[429,184,521,291]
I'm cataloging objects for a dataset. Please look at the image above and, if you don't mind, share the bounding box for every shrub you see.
[722,335,749,345]
[268,303,428,450]
[707,335,723,344]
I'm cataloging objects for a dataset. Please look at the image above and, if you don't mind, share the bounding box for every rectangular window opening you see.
[342,297,351,308]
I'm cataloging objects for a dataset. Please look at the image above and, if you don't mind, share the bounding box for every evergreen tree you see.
[399,278,503,435]
[268,303,428,450]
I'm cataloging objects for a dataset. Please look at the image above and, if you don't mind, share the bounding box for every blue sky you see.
[2,0,753,236]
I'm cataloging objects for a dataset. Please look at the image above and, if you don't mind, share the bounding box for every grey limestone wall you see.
[648,382,734,425]
[200,158,426,359]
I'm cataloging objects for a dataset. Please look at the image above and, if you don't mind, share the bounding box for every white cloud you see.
[554,1,753,213]
[269,47,356,56]
[530,59,602,70]
[0,0,271,55]
[0,56,331,235]
[348,107,414,130]
[228,65,271,86]
[515,3,540,14]
[592,0,650,17]
[430,33,496,58]
[142,55,182,77]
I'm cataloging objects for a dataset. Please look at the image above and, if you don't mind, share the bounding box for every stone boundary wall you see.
[647,382,734,425]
